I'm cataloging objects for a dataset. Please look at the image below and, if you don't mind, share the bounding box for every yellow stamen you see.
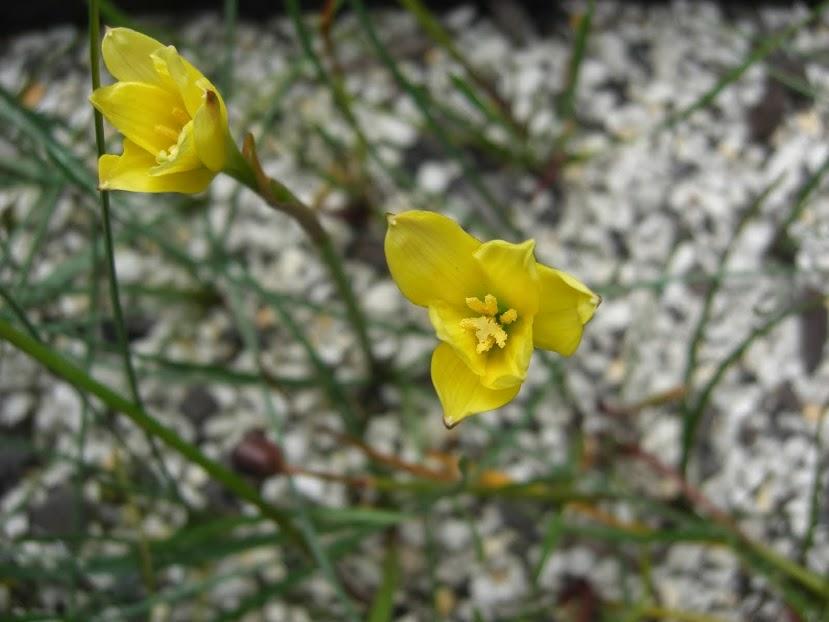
[499,309,518,324]
[154,124,180,143]
[156,145,178,163]
[465,294,498,316]
[459,316,508,353]
[171,106,190,126]
[460,293,518,354]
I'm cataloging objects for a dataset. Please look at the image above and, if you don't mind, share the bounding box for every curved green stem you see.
[680,297,825,475]
[89,0,140,410]
[89,0,184,503]
[225,135,376,389]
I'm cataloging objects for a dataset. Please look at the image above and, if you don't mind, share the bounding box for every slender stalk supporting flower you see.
[226,134,377,380]
[89,7,185,503]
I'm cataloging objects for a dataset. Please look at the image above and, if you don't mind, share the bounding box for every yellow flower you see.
[385,210,600,428]
[89,27,230,193]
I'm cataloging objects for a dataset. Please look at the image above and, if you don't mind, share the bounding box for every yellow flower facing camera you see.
[385,210,600,427]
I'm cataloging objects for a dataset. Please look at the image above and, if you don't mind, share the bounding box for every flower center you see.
[459,294,518,354]
[154,106,191,162]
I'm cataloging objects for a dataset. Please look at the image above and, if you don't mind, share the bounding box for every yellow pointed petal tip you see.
[385,210,598,428]
[433,343,521,429]
[91,27,229,195]
[532,264,601,356]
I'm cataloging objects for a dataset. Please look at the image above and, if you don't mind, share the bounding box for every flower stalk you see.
[226,133,377,377]
[89,2,185,502]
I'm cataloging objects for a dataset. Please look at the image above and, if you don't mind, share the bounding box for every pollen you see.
[499,309,517,324]
[460,293,519,354]
[459,316,508,353]
[465,294,498,316]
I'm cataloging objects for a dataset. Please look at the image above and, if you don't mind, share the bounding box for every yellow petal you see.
[89,82,184,156]
[99,139,214,194]
[149,121,202,176]
[193,90,228,172]
[481,314,534,389]
[428,301,486,376]
[533,264,600,356]
[152,45,226,120]
[473,239,539,316]
[101,27,166,85]
[385,210,484,308]
[431,342,521,428]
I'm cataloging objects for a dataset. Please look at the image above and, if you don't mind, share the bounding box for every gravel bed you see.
[1,2,829,620]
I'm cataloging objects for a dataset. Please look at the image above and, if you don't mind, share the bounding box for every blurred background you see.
[1,1,828,621]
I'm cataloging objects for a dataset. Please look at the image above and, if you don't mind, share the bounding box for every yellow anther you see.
[465,294,498,316]
[171,106,190,126]
[499,309,518,325]
[154,124,180,144]
[156,145,179,163]
[460,316,508,353]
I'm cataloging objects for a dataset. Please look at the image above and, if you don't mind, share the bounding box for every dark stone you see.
[401,137,444,176]
[498,502,539,543]
[217,326,244,363]
[673,160,700,180]
[100,314,154,344]
[0,438,37,496]
[598,77,629,104]
[203,479,240,514]
[629,40,653,76]
[693,433,721,482]
[773,54,813,110]
[29,485,84,536]
[558,576,601,621]
[798,288,827,375]
[766,381,802,415]
[178,385,220,424]
[748,77,786,144]
[341,197,386,272]
[231,429,285,479]
[609,230,630,260]
[766,228,798,266]
[487,0,540,43]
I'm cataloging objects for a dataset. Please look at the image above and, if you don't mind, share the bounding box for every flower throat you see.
[459,294,517,354]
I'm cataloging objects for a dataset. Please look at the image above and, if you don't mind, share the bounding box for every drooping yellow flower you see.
[89,27,230,193]
[385,210,600,428]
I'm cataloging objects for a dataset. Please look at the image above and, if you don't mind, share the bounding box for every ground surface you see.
[1,2,829,621]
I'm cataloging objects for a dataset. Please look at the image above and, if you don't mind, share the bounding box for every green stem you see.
[88,0,186,503]
[0,316,307,550]
[0,282,41,339]
[225,137,377,387]
[89,0,140,411]
[682,175,784,393]
[800,406,827,563]
[680,297,826,475]
[348,0,520,237]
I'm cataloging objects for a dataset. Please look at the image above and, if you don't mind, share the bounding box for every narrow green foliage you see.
[1,3,827,619]
[349,0,519,236]
[367,540,400,622]
[557,0,594,123]
[659,0,828,129]
[0,316,308,551]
